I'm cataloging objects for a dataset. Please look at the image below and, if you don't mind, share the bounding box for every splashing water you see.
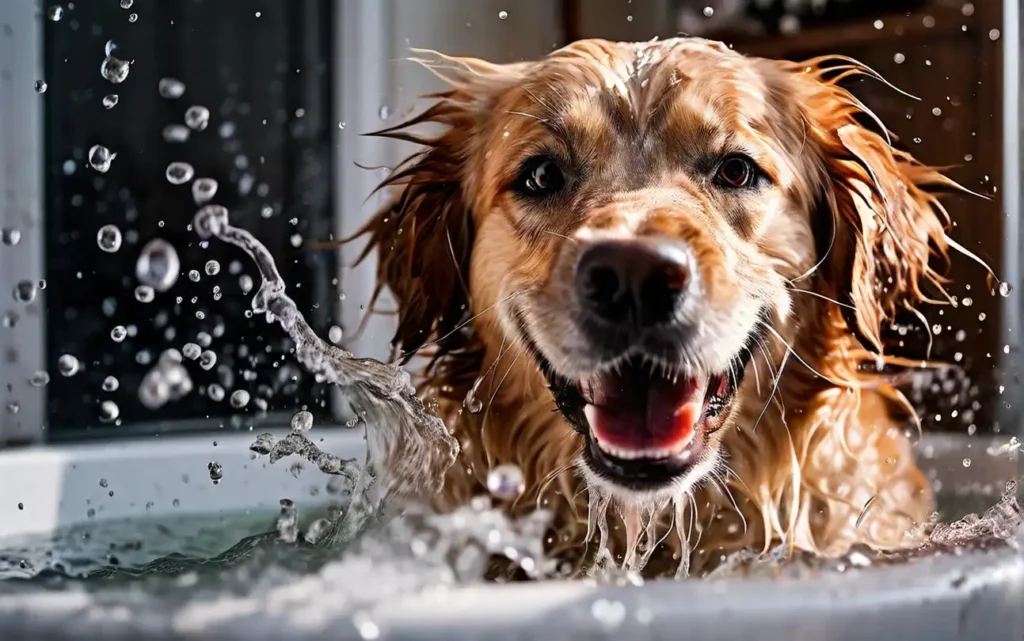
[192,204,459,504]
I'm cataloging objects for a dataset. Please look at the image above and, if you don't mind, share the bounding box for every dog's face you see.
[365,39,954,504]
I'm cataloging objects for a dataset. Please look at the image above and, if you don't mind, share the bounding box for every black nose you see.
[575,239,693,329]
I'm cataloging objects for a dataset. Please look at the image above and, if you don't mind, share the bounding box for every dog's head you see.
[361,39,958,503]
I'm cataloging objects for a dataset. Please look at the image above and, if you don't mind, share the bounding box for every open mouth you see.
[513,311,758,492]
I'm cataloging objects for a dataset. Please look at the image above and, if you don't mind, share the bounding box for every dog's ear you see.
[781,57,978,356]
[353,54,526,384]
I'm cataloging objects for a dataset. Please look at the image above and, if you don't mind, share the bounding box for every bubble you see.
[158,77,186,99]
[136,238,180,291]
[120,0,133,7]
[199,350,217,370]
[29,371,50,387]
[290,410,314,432]
[34,80,47,93]
[182,343,201,360]
[328,325,343,344]
[999,281,1012,297]
[135,285,155,303]
[230,390,250,409]
[193,204,228,237]
[1,228,21,246]
[703,6,714,17]
[162,124,189,142]
[102,94,119,109]
[110,325,127,342]
[204,260,221,276]
[184,105,210,131]
[208,461,223,483]
[99,401,120,423]
[188,269,201,283]
[88,145,116,173]
[96,224,122,252]
[12,280,36,303]
[192,178,218,205]
[47,5,63,21]
[498,10,508,19]
[165,162,194,185]
[100,56,130,84]
[487,464,525,500]
[57,354,80,377]
[207,384,225,401]
[102,376,119,392]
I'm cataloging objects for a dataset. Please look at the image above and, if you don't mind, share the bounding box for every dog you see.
[353,38,973,576]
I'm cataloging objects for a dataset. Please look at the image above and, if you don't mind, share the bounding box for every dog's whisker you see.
[786,285,857,311]
[396,289,525,362]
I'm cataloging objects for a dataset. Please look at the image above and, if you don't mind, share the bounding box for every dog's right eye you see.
[515,157,565,197]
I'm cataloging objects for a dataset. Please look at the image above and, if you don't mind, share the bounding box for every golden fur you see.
[351,38,974,576]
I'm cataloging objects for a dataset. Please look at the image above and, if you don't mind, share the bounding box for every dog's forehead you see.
[519,38,773,134]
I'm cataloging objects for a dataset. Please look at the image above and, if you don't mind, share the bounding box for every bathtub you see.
[0,430,1020,641]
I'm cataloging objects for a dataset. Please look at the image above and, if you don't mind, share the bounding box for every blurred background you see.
[0,0,1017,447]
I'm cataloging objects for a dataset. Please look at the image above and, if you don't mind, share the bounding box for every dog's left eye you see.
[516,157,565,197]
[715,154,758,188]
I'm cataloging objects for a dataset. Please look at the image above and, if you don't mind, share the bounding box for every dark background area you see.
[42,0,336,438]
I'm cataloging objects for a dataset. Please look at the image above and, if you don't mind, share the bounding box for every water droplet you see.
[204,260,220,276]
[165,162,194,185]
[703,6,714,17]
[120,0,133,8]
[136,238,180,291]
[1,228,21,246]
[208,461,223,482]
[34,80,47,93]
[328,325,343,344]
[230,390,250,409]
[932,107,942,116]
[100,56,130,84]
[486,464,525,500]
[110,325,127,342]
[276,499,298,543]
[962,297,973,307]
[207,384,225,401]
[999,281,1012,297]
[962,457,972,468]
[498,10,508,19]
[465,377,484,413]
[87,144,115,173]
[102,94,119,109]
[29,371,50,387]
[591,599,627,631]
[128,12,138,23]
[99,401,119,423]
[990,28,1001,41]
[182,343,201,360]
[135,285,155,303]
[2,311,18,328]
[192,178,218,205]
[7,402,19,415]
[290,410,313,432]
[47,5,63,21]
[96,224,122,252]
[188,269,201,283]
[893,52,906,64]
[238,274,254,294]
[57,354,80,377]
[162,123,189,142]
[102,375,119,392]
[353,612,381,640]
[158,77,186,99]
[378,104,390,120]
[199,350,217,370]
[184,105,210,131]
[12,280,36,303]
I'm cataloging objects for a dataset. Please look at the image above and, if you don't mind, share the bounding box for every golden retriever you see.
[352,38,973,576]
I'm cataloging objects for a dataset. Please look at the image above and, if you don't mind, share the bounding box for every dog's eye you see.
[516,157,565,197]
[715,154,757,188]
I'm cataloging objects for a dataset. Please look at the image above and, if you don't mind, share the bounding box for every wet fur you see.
[351,39,974,575]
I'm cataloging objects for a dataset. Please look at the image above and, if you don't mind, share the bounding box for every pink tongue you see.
[584,374,705,454]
